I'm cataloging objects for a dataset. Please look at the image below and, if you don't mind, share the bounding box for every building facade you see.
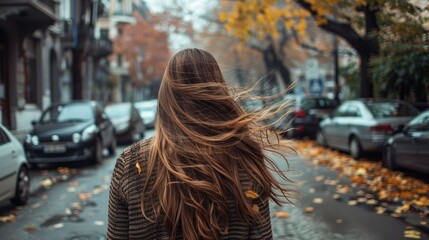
[0,0,110,138]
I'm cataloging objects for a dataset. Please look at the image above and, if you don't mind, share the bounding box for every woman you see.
[108,48,294,239]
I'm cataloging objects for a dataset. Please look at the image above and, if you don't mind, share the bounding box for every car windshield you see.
[105,104,131,119]
[300,98,336,110]
[40,103,94,123]
[366,102,419,118]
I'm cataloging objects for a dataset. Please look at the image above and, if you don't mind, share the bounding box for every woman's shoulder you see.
[113,138,153,187]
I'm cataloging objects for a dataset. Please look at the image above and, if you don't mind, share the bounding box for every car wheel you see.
[92,138,103,165]
[316,130,327,147]
[10,166,30,206]
[383,146,397,170]
[349,136,363,160]
[108,135,117,156]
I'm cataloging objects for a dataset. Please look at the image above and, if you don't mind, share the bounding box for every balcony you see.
[112,11,134,24]
[91,38,113,59]
[60,19,74,49]
[0,0,58,31]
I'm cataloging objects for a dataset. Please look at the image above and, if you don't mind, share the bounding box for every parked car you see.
[283,96,337,138]
[135,99,158,129]
[105,102,145,143]
[0,124,30,206]
[383,109,429,173]
[317,99,419,159]
[24,101,116,167]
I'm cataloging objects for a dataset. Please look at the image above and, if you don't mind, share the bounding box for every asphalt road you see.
[0,129,427,240]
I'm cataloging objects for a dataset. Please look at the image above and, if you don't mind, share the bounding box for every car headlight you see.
[31,135,39,145]
[116,122,129,131]
[72,133,81,144]
[82,125,97,141]
[25,134,32,144]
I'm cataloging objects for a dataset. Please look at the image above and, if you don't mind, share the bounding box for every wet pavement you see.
[0,129,427,239]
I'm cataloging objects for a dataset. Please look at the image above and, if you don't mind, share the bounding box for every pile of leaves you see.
[294,140,429,217]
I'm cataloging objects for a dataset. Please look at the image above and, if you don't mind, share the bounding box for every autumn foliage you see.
[113,12,171,87]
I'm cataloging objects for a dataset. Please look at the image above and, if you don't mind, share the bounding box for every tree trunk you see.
[262,43,292,88]
[72,49,83,100]
[414,83,428,103]
[359,54,373,98]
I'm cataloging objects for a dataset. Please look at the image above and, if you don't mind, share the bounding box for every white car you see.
[0,124,30,205]
[135,99,158,129]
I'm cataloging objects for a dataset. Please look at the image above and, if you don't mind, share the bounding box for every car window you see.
[40,103,94,123]
[407,111,429,131]
[0,127,11,146]
[334,104,349,117]
[366,102,419,118]
[105,104,131,119]
[347,105,361,117]
[301,98,336,110]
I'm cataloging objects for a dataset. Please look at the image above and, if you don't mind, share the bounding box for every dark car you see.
[105,102,145,143]
[24,101,116,167]
[383,110,429,173]
[283,96,337,138]
[317,99,419,159]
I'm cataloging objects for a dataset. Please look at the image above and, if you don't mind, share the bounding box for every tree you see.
[220,0,428,98]
[113,12,171,87]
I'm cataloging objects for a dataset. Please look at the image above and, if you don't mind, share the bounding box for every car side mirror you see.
[31,120,37,126]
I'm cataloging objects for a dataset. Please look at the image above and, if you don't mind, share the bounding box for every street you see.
[0,129,427,240]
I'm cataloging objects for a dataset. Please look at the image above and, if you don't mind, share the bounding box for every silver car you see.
[0,124,30,205]
[317,99,419,159]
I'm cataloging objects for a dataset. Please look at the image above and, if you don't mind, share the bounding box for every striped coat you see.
[107,138,273,239]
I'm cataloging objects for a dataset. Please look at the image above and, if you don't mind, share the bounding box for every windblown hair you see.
[143,48,295,239]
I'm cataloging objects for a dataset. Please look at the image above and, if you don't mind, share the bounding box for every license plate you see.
[44,144,66,153]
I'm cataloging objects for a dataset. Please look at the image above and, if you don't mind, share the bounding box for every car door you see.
[394,112,428,169]
[0,126,18,200]
[324,103,349,149]
[413,113,429,171]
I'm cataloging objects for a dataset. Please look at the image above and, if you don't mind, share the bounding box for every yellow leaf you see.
[136,161,142,175]
[313,198,323,204]
[24,224,36,232]
[245,190,259,199]
[304,207,314,213]
[251,204,259,214]
[273,211,288,218]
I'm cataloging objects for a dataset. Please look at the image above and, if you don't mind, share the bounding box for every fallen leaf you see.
[304,207,314,213]
[420,221,427,226]
[347,200,357,206]
[375,206,386,214]
[77,192,92,201]
[251,204,259,214]
[94,221,105,226]
[67,187,76,193]
[65,208,72,215]
[332,194,341,200]
[31,202,43,208]
[0,215,16,223]
[404,230,421,239]
[136,162,142,175]
[336,219,343,224]
[245,190,259,199]
[41,178,53,188]
[357,197,367,203]
[69,181,79,187]
[273,211,289,218]
[313,198,323,204]
[308,188,315,193]
[53,223,64,229]
[366,199,378,205]
[24,224,36,231]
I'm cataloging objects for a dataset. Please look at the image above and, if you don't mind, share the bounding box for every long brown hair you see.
[143,48,295,239]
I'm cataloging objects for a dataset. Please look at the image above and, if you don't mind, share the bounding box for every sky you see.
[145,0,218,51]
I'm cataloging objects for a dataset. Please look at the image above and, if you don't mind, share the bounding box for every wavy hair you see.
[142,48,295,239]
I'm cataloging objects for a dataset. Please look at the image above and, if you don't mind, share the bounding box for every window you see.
[117,54,122,67]
[0,127,11,145]
[117,27,123,36]
[116,0,123,15]
[407,111,429,132]
[23,38,38,104]
[334,104,349,117]
[100,29,109,39]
